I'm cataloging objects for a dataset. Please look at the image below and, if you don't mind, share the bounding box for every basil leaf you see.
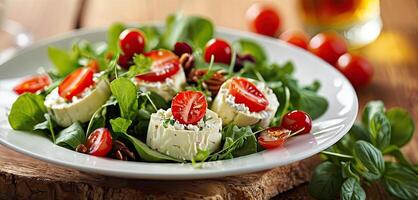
[383,145,418,174]
[308,161,344,200]
[298,89,328,119]
[353,140,385,181]
[362,100,384,129]
[340,177,366,200]
[110,78,138,120]
[386,108,415,147]
[233,39,267,63]
[369,112,391,150]
[107,23,125,54]
[342,162,360,181]
[55,121,86,150]
[48,47,78,76]
[383,163,418,200]
[348,123,371,143]
[139,25,160,51]
[8,93,47,132]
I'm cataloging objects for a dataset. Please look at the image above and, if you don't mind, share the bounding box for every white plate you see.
[0,26,358,180]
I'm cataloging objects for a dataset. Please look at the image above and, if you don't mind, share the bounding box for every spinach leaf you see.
[110,78,138,120]
[139,25,160,51]
[298,89,328,119]
[8,93,47,132]
[107,23,125,54]
[86,98,117,136]
[369,112,391,150]
[308,161,344,200]
[48,47,78,76]
[386,108,415,147]
[383,163,418,200]
[55,121,86,150]
[110,117,132,135]
[340,177,366,200]
[362,100,384,129]
[353,140,385,181]
[33,113,56,142]
[233,39,267,63]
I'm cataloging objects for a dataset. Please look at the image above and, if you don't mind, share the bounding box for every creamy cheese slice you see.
[146,108,222,161]
[44,79,111,127]
[135,67,186,101]
[211,78,279,128]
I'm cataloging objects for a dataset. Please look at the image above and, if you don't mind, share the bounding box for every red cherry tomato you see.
[246,3,281,37]
[336,53,373,88]
[87,59,100,73]
[135,50,181,82]
[58,68,94,101]
[119,28,146,57]
[171,91,208,125]
[13,75,50,95]
[86,128,113,157]
[279,30,310,49]
[281,110,312,134]
[309,32,347,65]
[204,38,232,65]
[229,77,269,112]
[258,127,291,149]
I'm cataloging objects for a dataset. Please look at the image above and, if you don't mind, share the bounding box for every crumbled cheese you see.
[225,94,250,113]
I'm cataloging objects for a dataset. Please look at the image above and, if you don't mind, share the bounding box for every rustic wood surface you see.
[0,0,417,199]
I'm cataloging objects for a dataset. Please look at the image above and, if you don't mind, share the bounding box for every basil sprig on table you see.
[309,101,418,200]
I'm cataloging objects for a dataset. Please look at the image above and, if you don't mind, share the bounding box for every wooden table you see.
[1,0,417,199]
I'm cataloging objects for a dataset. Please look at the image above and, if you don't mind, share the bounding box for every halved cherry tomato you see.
[58,68,94,101]
[281,110,312,134]
[309,32,347,65]
[171,91,208,125]
[336,53,373,88]
[13,75,50,95]
[135,50,181,82]
[119,28,146,57]
[258,127,291,149]
[279,30,310,50]
[246,3,281,37]
[87,59,100,73]
[86,128,113,157]
[204,38,232,65]
[229,77,269,112]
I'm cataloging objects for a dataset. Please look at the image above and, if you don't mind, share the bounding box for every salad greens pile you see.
[8,14,327,163]
[309,101,418,200]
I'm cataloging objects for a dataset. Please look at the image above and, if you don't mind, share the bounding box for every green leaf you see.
[362,100,384,129]
[233,39,267,63]
[386,108,415,147]
[308,161,344,200]
[232,134,257,157]
[8,93,47,132]
[369,112,391,150]
[383,163,418,200]
[298,89,328,119]
[383,145,418,174]
[340,177,366,200]
[107,23,125,53]
[110,78,138,120]
[110,117,132,134]
[48,47,77,76]
[125,54,153,77]
[55,121,86,150]
[353,140,385,181]
[342,162,360,181]
[348,123,371,143]
[33,113,56,142]
[139,25,161,51]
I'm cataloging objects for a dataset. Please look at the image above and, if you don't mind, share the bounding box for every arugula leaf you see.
[55,121,86,150]
[233,39,267,63]
[386,108,415,147]
[223,125,257,157]
[369,112,391,150]
[308,161,344,200]
[107,23,126,54]
[340,177,366,200]
[124,54,153,78]
[383,163,418,200]
[353,140,385,181]
[8,93,47,132]
[110,78,138,120]
[362,101,384,129]
[139,25,161,51]
[48,47,78,76]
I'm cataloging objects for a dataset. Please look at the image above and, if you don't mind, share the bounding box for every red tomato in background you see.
[246,3,281,37]
[280,30,310,49]
[171,91,208,125]
[86,128,113,157]
[204,38,232,65]
[309,32,347,65]
[336,53,373,88]
[58,68,94,101]
[13,75,50,95]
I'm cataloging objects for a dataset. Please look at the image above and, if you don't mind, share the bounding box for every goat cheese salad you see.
[8,14,328,163]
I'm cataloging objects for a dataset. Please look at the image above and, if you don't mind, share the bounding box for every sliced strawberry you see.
[135,50,181,82]
[229,77,269,112]
[171,91,207,125]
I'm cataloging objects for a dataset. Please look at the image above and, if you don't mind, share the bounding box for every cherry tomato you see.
[118,53,133,70]
[258,127,291,149]
[309,32,347,65]
[229,77,269,112]
[281,110,312,134]
[246,3,281,37]
[87,59,100,73]
[86,128,113,157]
[58,68,94,101]
[171,91,208,125]
[204,38,232,65]
[336,53,373,88]
[119,28,146,57]
[13,75,50,95]
[135,50,181,82]
[279,30,310,49]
